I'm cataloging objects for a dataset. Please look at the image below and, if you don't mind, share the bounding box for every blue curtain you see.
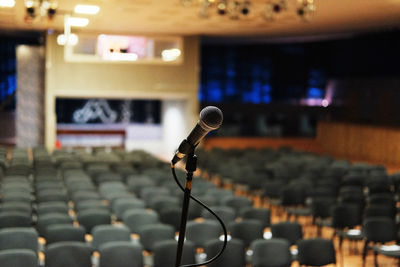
[0,39,17,111]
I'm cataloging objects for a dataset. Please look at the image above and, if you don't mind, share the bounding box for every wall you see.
[17,45,45,147]
[317,122,400,166]
[204,137,323,153]
[45,34,200,155]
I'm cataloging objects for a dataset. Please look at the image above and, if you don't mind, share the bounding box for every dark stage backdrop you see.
[56,98,161,125]
[200,30,400,137]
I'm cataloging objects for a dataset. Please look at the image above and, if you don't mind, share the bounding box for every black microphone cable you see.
[171,164,228,267]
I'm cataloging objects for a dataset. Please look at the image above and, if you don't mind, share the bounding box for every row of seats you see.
[0,226,336,267]
[3,145,397,266]
[197,146,400,265]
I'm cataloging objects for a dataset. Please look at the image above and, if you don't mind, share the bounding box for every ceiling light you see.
[182,0,313,21]
[162,48,181,62]
[104,53,138,61]
[0,0,15,8]
[47,2,58,20]
[25,0,34,8]
[241,1,250,15]
[297,0,315,21]
[217,0,227,15]
[74,4,100,15]
[57,33,79,46]
[67,17,89,27]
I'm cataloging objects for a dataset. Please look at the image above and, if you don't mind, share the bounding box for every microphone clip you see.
[172,139,196,165]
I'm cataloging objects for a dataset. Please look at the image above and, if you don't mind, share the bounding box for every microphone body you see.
[172,106,223,165]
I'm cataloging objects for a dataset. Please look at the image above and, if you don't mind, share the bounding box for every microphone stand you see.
[175,147,197,267]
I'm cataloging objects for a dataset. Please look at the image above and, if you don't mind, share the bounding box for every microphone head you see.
[199,106,223,130]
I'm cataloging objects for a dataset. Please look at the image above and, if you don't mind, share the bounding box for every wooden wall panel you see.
[203,137,323,153]
[318,122,400,165]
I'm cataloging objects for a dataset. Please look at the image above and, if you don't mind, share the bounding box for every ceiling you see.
[1,0,400,37]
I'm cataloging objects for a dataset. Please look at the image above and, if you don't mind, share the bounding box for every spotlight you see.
[227,1,240,20]
[272,3,281,13]
[263,0,284,21]
[199,0,211,18]
[262,3,274,21]
[26,6,35,18]
[272,0,286,13]
[217,0,227,15]
[241,0,250,15]
[47,7,56,17]
[297,0,315,22]
[25,0,36,18]
[47,2,58,20]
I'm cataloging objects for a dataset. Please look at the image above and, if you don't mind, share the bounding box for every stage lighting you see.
[241,0,250,15]
[297,0,315,22]
[199,0,211,18]
[181,0,314,22]
[74,4,100,15]
[227,1,240,20]
[47,2,58,20]
[217,0,227,15]
[262,0,287,21]
[0,0,15,8]
[25,0,36,18]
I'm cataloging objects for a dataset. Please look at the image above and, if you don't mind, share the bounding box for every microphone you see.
[172,106,223,165]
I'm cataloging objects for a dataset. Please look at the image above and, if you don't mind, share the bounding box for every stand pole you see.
[175,152,197,267]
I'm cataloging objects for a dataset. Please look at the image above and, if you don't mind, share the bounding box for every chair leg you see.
[362,240,369,267]
[339,236,343,253]
[373,250,378,267]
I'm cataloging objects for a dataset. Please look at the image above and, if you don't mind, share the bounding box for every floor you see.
[261,203,399,267]
[208,171,399,267]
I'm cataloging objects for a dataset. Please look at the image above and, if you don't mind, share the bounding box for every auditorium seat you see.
[185,220,222,248]
[148,195,180,214]
[297,238,336,266]
[71,191,101,203]
[74,200,109,213]
[45,224,86,245]
[36,190,68,203]
[159,207,182,231]
[330,203,363,253]
[220,196,253,216]
[113,198,146,221]
[271,221,303,246]
[1,202,32,214]
[76,209,111,233]
[362,217,397,266]
[251,238,292,267]
[240,207,271,229]
[123,209,159,234]
[91,225,131,250]
[138,223,175,252]
[36,213,73,237]
[205,238,246,267]
[45,241,93,267]
[153,240,196,267]
[98,241,143,267]
[0,227,38,253]
[0,211,32,228]
[0,249,38,267]
[126,177,156,195]
[201,206,236,225]
[139,186,170,204]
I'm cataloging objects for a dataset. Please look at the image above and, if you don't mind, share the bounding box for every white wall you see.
[45,33,200,155]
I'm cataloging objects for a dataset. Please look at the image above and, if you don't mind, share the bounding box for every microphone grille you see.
[199,106,223,130]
